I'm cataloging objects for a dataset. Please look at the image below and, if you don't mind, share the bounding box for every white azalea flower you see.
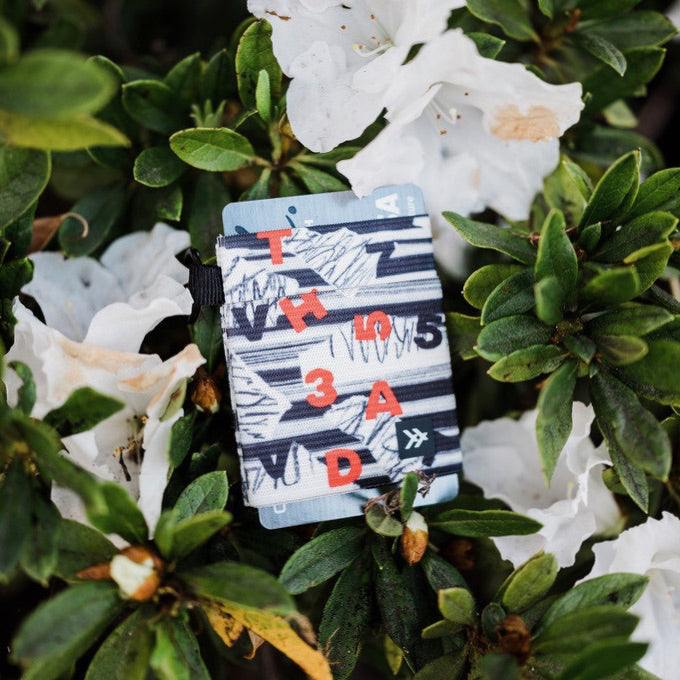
[248,0,464,152]
[5,302,205,534]
[23,222,192,352]
[337,29,584,274]
[461,402,621,568]
[581,512,680,680]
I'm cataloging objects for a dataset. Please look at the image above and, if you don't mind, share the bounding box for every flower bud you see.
[110,546,164,601]
[400,511,428,565]
[191,371,222,413]
[497,614,531,664]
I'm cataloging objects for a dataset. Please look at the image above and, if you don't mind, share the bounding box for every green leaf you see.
[467,32,506,58]
[535,275,564,325]
[319,551,373,680]
[180,562,295,613]
[54,519,116,581]
[563,334,597,362]
[0,459,31,581]
[2,204,35,260]
[289,161,348,193]
[0,257,33,298]
[164,53,201,106]
[413,652,467,680]
[189,307,223,374]
[479,653,519,680]
[579,267,640,307]
[174,471,228,521]
[171,510,232,559]
[400,472,419,522]
[153,183,183,222]
[481,602,506,642]
[476,315,552,362]
[487,345,565,383]
[12,582,124,680]
[463,264,525,310]
[559,639,647,680]
[533,605,638,655]
[122,79,188,134]
[86,608,154,680]
[366,504,404,537]
[236,20,282,108]
[544,158,589,225]
[617,339,680,405]
[280,527,365,595]
[430,509,542,537]
[200,49,234,105]
[255,69,271,122]
[446,312,481,360]
[572,32,627,75]
[438,587,476,625]
[577,222,601,253]
[608,437,649,511]
[43,387,124,436]
[0,146,50,229]
[625,242,672,293]
[444,212,536,265]
[240,167,271,200]
[133,146,186,188]
[187,173,230,261]
[597,335,648,366]
[153,510,178,560]
[627,168,680,219]
[421,618,462,638]
[540,573,648,630]
[499,553,558,613]
[0,49,116,118]
[537,0,554,18]
[536,360,578,481]
[590,369,671,480]
[169,127,255,171]
[90,482,149,544]
[582,47,665,114]
[58,183,127,256]
[579,150,640,229]
[167,412,194,469]
[593,211,677,263]
[150,615,210,680]
[481,270,535,325]
[578,0,642,21]
[465,0,538,42]
[20,494,60,585]
[0,16,19,64]
[9,360,36,415]
[581,11,677,50]
[0,111,130,150]
[421,551,468,592]
[603,100,638,129]
[588,303,673,337]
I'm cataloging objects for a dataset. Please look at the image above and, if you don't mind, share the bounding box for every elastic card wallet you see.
[218,184,462,528]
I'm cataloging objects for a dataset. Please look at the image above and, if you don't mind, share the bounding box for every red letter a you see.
[326,449,363,487]
[365,380,403,420]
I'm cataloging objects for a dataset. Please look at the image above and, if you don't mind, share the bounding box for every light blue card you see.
[222,184,426,235]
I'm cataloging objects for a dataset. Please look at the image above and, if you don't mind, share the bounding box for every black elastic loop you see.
[179,247,225,323]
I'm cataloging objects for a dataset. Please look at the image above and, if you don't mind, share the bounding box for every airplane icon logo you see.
[396,417,435,459]
[402,428,429,450]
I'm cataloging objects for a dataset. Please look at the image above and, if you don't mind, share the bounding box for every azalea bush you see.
[1,1,679,679]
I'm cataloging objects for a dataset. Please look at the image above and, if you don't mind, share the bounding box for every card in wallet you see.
[217,184,462,526]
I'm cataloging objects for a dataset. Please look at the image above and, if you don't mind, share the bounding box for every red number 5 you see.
[305,368,337,407]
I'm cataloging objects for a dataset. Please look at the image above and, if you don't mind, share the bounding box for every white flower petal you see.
[462,402,621,568]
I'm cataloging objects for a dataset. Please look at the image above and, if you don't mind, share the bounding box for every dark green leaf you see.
[597,335,648,366]
[467,32,506,58]
[187,174,230,263]
[200,49,234,105]
[463,264,525,310]
[444,212,536,265]
[90,482,149,544]
[235,20,282,108]
[169,127,255,171]
[189,307,223,374]
[59,183,127,256]
[421,551,468,592]
[0,257,33,298]
[12,582,124,680]
[579,267,640,307]
[544,158,589,225]
[3,204,35,260]
[481,602,506,642]
[626,242,672,293]
[122,80,188,134]
[168,412,194,468]
[180,562,295,613]
[400,472,419,522]
[164,53,201,105]
[579,150,640,229]
[43,387,124,437]
[366,504,404,537]
[588,303,673,336]
[578,0,642,20]
[240,167,271,200]
[590,368,671,479]
[476,315,552,362]
[577,222,601,253]
[487,345,565,382]
[438,587,476,625]
[9,360,36,415]
[445,312,481,360]
[413,652,467,680]
[540,573,648,630]
[572,32,627,75]
[54,519,116,580]
[563,334,597,362]
[608,437,649,511]
[0,459,31,580]
[289,162,348,193]
[0,49,116,118]
[430,509,542,537]
[581,11,676,49]
[537,0,554,18]
[133,146,186,188]
[421,619,462,638]
[627,168,680,219]
[0,146,51,229]
[499,553,558,613]
[153,510,178,560]
[319,552,372,680]
[481,270,535,325]
[152,183,183,222]
[175,471,228,521]
[171,510,232,558]
[20,494,60,585]
[465,0,538,41]
[535,275,564,325]
[559,639,647,680]
[582,47,665,114]
[536,360,578,481]
[479,653,519,680]
[617,339,680,405]
[150,615,210,680]
[86,608,154,680]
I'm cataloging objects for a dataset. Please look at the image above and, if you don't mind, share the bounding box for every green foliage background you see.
[0,1,679,679]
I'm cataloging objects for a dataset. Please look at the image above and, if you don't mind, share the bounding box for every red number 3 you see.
[305,368,337,407]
